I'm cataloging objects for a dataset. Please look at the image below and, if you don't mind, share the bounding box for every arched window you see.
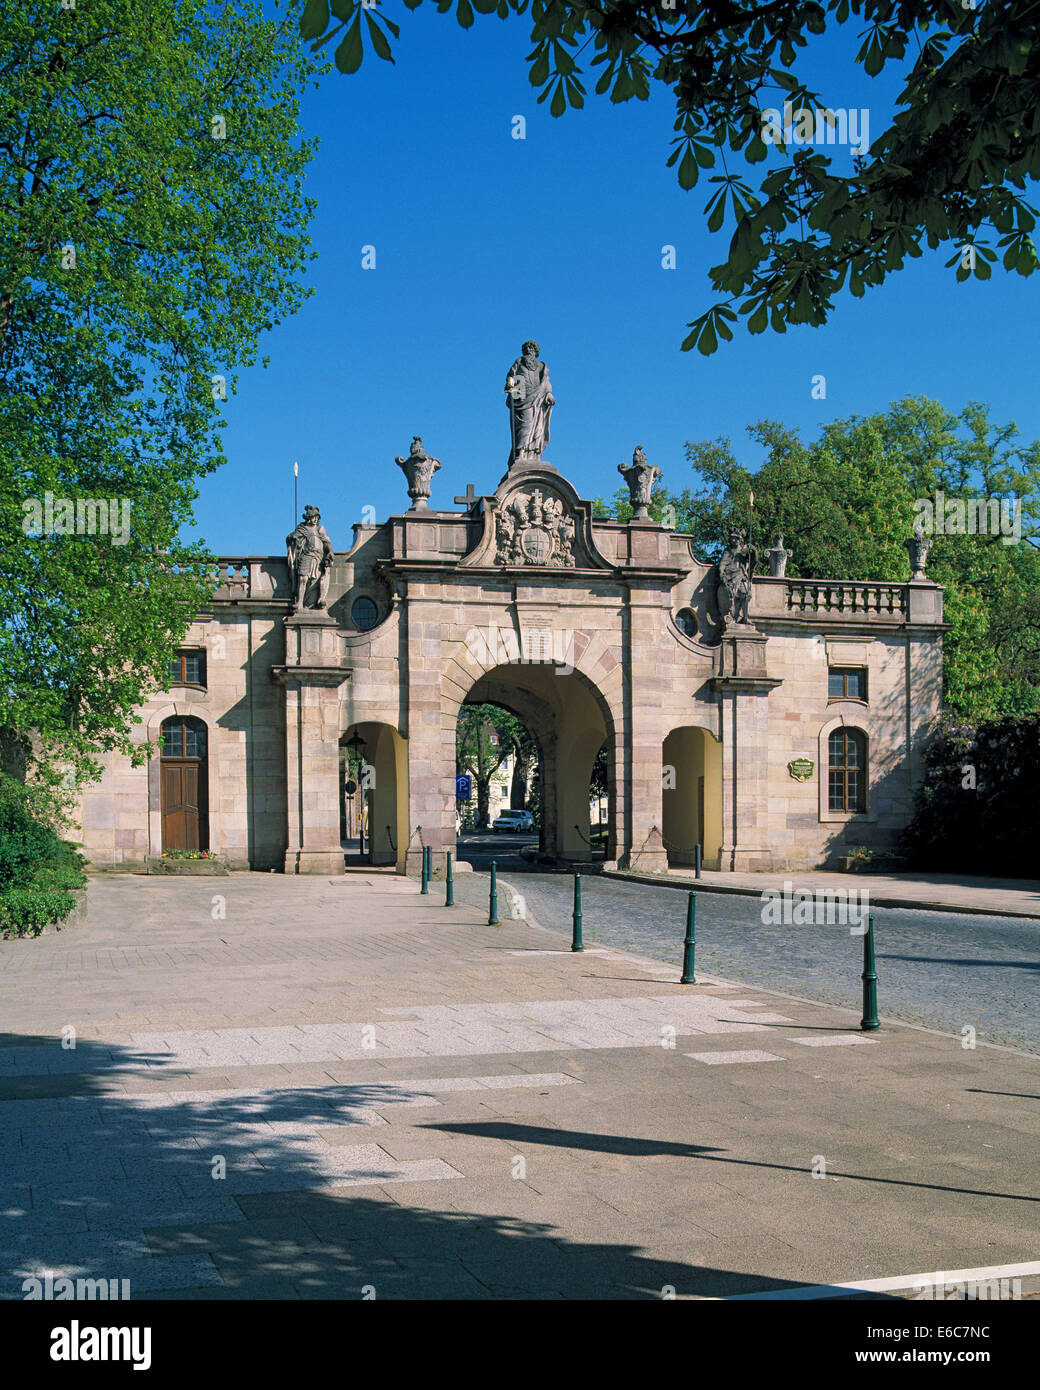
[351,596,378,632]
[160,717,207,759]
[828,728,866,813]
[675,608,697,639]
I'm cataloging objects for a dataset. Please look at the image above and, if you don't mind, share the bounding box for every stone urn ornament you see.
[395,436,441,511]
[617,446,661,521]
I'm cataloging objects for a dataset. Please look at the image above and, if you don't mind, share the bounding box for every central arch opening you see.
[456,661,616,866]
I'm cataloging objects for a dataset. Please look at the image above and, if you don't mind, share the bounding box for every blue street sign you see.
[455,774,472,801]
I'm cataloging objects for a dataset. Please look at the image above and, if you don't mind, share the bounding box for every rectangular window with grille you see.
[828,666,867,700]
[168,650,206,687]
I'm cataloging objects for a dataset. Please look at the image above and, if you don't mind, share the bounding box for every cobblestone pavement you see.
[448,871,1039,1053]
[1,872,1037,1301]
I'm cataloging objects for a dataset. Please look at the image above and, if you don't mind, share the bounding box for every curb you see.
[492,875,1040,1059]
[600,869,1040,920]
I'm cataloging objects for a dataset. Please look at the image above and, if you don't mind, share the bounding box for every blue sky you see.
[194,7,1040,555]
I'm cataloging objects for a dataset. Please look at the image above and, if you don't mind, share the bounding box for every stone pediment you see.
[460,469,611,571]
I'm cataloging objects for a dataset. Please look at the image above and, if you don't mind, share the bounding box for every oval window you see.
[351,596,378,632]
[675,608,697,639]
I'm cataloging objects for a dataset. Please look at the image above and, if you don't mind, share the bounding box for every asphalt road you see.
[454,834,1039,1054]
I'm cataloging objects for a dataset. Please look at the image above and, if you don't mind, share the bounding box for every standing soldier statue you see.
[286,504,334,613]
[716,527,758,628]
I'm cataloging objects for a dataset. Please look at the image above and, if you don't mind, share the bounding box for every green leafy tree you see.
[600,398,1040,717]
[1,1,318,789]
[509,723,537,808]
[456,702,528,826]
[901,712,1040,875]
[300,0,1039,350]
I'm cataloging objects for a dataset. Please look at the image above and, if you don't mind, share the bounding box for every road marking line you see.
[720,1260,1040,1300]
[684,1050,782,1065]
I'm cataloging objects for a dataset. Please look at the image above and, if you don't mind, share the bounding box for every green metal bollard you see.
[680,892,697,984]
[489,859,499,926]
[571,873,584,952]
[420,843,429,894]
[860,913,880,1031]
[445,850,454,907]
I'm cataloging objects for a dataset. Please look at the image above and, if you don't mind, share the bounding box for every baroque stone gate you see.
[79,343,946,876]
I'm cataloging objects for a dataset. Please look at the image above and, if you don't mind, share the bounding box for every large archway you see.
[461,662,616,864]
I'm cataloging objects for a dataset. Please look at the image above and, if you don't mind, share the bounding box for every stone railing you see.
[211,559,252,596]
[785,581,907,617]
[201,557,289,601]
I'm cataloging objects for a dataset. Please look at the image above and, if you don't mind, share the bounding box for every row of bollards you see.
[428,859,879,1030]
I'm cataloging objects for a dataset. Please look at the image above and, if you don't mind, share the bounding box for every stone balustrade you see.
[206,557,289,601]
[785,581,907,616]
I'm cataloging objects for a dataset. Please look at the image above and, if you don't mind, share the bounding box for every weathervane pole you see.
[293,460,298,525]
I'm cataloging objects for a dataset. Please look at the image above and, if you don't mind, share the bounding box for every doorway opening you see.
[160,715,209,852]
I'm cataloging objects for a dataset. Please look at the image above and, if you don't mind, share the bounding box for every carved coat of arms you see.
[494,488,576,567]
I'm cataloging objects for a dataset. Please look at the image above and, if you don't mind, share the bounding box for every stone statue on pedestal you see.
[618,446,660,521]
[905,516,932,579]
[505,340,554,467]
[716,527,758,628]
[767,533,791,577]
[395,436,441,511]
[286,504,334,613]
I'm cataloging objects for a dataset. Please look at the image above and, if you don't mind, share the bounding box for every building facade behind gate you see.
[75,350,946,876]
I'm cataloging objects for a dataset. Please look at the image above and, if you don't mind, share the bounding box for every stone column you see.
[402,587,456,877]
[620,579,668,873]
[713,629,781,872]
[274,613,348,875]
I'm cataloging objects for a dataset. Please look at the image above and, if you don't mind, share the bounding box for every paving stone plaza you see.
[2,874,1036,1301]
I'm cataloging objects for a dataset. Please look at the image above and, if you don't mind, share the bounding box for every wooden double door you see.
[160,717,209,851]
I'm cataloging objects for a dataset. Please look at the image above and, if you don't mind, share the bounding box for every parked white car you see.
[491,809,535,832]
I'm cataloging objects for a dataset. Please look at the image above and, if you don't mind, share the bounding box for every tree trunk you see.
[511,741,533,808]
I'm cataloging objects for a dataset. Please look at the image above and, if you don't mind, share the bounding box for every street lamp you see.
[346,731,367,858]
